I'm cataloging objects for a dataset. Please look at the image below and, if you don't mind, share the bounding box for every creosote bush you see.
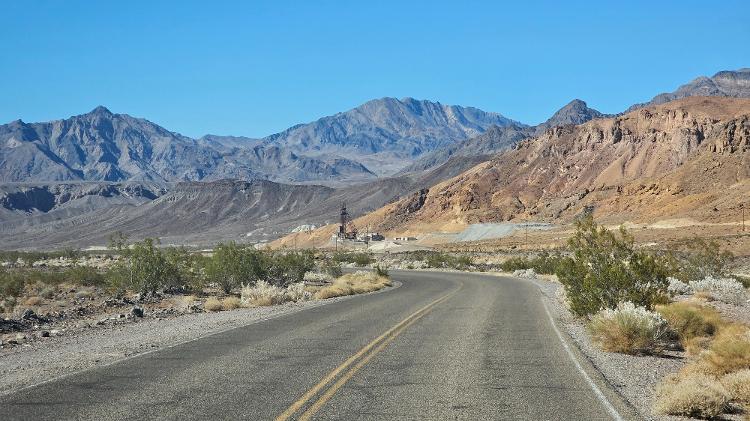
[664,238,734,283]
[500,251,564,274]
[205,242,264,293]
[556,216,670,317]
[588,301,670,354]
[332,251,374,267]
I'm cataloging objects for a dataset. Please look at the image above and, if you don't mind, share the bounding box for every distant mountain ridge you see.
[628,68,750,111]
[260,97,521,175]
[402,99,606,173]
[0,98,514,183]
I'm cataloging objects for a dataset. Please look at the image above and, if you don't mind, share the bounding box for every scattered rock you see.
[39,331,50,338]
[131,307,144,318]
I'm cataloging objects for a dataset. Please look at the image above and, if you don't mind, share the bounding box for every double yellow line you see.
[275,287,460,421]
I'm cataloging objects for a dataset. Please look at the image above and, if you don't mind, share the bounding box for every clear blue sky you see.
[1,0,748,138]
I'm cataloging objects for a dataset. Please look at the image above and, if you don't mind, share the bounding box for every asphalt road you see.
[1,271,637,420]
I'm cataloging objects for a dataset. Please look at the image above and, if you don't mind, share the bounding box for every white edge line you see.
[540,298,625,421]
[0,281,402,398]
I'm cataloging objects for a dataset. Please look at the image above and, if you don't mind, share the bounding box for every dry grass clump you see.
[314,271,391,300]
[721,369,750,405]
[588,302,670,355]
[241,280,288,307]
[240,280,311,307]
[23,296,42,306]
[203,297,223,312]
[221,296,241,310]
[173,294,197,311]
[699,324,750,376]
[657,302,724,354]
[654,373,730,418]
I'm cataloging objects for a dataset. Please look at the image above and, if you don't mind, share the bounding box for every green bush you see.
[64,265,106,286]
[556,216,670,317]
[108,238,182,295]
[0,267,25,300]
[665,238,734,283]
[265,250,315,286]
[321,258,343,278]
[332,251,374,267]
[205,242,265,293]
[500,251,563,274]
[164,247,205,291]
[423,252,473,270]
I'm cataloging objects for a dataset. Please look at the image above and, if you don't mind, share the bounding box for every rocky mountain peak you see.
[88,105,114,117]
[534,98,605,134]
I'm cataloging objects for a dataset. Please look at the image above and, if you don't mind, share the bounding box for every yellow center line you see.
[275,286,460,421]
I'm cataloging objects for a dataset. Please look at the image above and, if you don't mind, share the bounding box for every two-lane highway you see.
[1,271,636,420]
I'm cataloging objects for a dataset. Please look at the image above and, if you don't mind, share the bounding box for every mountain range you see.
[275,96,750,247]
[2,68,750,249]
[0,98,521,185]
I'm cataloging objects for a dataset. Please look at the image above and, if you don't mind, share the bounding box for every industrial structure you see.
[338,203,358,240]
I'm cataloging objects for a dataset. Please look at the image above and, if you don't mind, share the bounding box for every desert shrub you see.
[423,252,473,270]
[203,297,223,312]
[375,264,389,277]
[264,250,315,286]
[109,238,181,295]
[40,285,56,299]
[285,282,311,302]
[314,271,391,299]
[205,242,265,293]
[0,268,25,299]
[221,296,241,310]
[588,301,670,354]
[735,274,750,289]
[556,216,670,316]
[321,258,343,278]
[501,252,563,274]
[721,369,750,405]
[654,373,729,418]
[699,324,750,375]
[164,247,205,291]
[332,251,374,267]
[425,252,450,268]
[657,302,724,353]
[500,257,530,272]
[667,277,692,295]
[64,265,106,286]
[240,280,288,306]
[689,276,747,305]
[666,238,734,283]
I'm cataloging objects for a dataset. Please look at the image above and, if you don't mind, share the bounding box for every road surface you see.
[1,271,637,420]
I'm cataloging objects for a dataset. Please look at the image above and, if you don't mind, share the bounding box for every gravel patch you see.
[0,282,399,397]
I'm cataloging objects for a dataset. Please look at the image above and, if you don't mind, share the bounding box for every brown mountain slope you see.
[274,97,750,247]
